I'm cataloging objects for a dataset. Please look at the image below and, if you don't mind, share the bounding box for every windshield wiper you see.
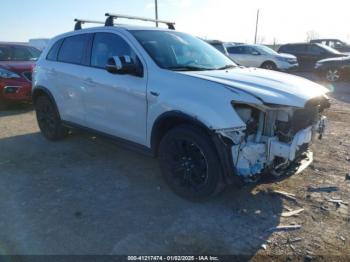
[216,64,236,70]
[166,66,213,71]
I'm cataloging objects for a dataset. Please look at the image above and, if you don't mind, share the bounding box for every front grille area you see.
[276,96,330,143]
[291,105,319,133]
[22,71,32,82]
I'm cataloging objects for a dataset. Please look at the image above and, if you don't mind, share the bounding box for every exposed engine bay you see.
[217,96,330,181]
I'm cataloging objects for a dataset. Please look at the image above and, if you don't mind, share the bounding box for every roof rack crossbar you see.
[74,19,105,30]
[105,13,175,30]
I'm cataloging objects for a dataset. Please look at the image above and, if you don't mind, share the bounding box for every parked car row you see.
[0,43,41,108]
[206,39,349,82]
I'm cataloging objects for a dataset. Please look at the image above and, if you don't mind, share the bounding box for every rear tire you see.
[158,125,224,201]
[261,61,277,70]
[325,68,341,82]
[35,95,68,141]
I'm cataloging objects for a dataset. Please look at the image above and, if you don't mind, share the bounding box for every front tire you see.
[261,61,277,70]
[158,125,224,201]
[35,95,68,141]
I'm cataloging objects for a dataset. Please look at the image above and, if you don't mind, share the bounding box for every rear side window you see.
[91,33,136,68]
[58,34,92,65]
[47,39,63,61]
[0,46,11,61]
[227,46,243,54]
[280,45,305,53]
[307,45,323,55]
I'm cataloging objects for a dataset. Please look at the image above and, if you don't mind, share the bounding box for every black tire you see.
[35,95,68,141]
[261,61,277,70]
[158,125,224,201]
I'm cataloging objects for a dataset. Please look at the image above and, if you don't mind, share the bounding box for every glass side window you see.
[0,46,41,61]
[91,33,137,68]
[227,46,241,54]
[0,46,11,61]
[47,39,63,61]
[58,34,91,65]
[308,45,323,55]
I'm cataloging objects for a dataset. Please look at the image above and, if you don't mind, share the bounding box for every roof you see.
[311,39,341,41]
[0,42,29,46]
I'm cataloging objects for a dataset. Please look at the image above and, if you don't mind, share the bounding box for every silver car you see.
[227,44,298,71]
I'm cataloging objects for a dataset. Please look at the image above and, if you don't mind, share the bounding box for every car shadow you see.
[0,132,284,257]
[0,103,33,117]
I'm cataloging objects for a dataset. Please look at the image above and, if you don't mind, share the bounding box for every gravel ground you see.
[0,73,349,259]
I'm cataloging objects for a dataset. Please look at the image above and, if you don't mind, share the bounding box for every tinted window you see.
[58,34,91,65]
[281,45,305,53]
[0,46,41,61]
[227,46,241,54]
[228,46,249,54]
[47,39,63,61]
[308,45,323,55]
[0,46,11,61]
[91,33,137,68]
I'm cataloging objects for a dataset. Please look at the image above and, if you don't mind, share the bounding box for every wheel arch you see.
[261,60,276,68]
[32,86,61,118]
[150,111,238,185]
[150,111,210,156]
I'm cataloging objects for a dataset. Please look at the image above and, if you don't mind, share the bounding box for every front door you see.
[83,32,148,145]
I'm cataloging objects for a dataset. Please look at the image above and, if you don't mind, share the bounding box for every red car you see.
[0,43,41,108]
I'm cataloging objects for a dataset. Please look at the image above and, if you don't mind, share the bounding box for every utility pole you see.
[155,0,159,27]
[254,9,260,44]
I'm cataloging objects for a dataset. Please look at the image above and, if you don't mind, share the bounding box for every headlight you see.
[0,68,21,79]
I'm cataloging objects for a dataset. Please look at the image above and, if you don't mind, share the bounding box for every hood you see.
[0,61,35,73]
[181,67,329,108]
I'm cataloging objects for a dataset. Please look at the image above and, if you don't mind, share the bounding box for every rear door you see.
[53,33,93,125]
[227,46,256,67]
[290,44,309,70]
[305,44,327,69]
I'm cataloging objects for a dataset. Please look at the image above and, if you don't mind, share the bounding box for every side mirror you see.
[105,56,143,77]
[251,51,260,56]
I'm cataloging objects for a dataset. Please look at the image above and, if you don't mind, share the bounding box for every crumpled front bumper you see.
[232,116,327,179]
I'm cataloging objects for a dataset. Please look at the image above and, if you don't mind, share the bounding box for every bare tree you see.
[306,30,320,42]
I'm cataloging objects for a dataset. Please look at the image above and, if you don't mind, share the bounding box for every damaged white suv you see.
[33,15,330,200]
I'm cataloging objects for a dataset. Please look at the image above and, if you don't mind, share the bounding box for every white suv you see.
[33,14,330,200]
[227,44,299,71]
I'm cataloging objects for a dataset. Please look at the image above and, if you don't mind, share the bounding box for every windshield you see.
[317,44,341,55]
[0,45,41,61]
[131,30,236,71]
[255,45,278,55]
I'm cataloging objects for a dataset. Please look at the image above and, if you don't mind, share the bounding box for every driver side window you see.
[91,33,138,68]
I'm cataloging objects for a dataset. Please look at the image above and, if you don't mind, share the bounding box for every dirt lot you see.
[0,73,349,260]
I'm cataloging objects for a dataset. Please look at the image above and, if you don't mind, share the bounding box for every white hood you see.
[182,67,329,108]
